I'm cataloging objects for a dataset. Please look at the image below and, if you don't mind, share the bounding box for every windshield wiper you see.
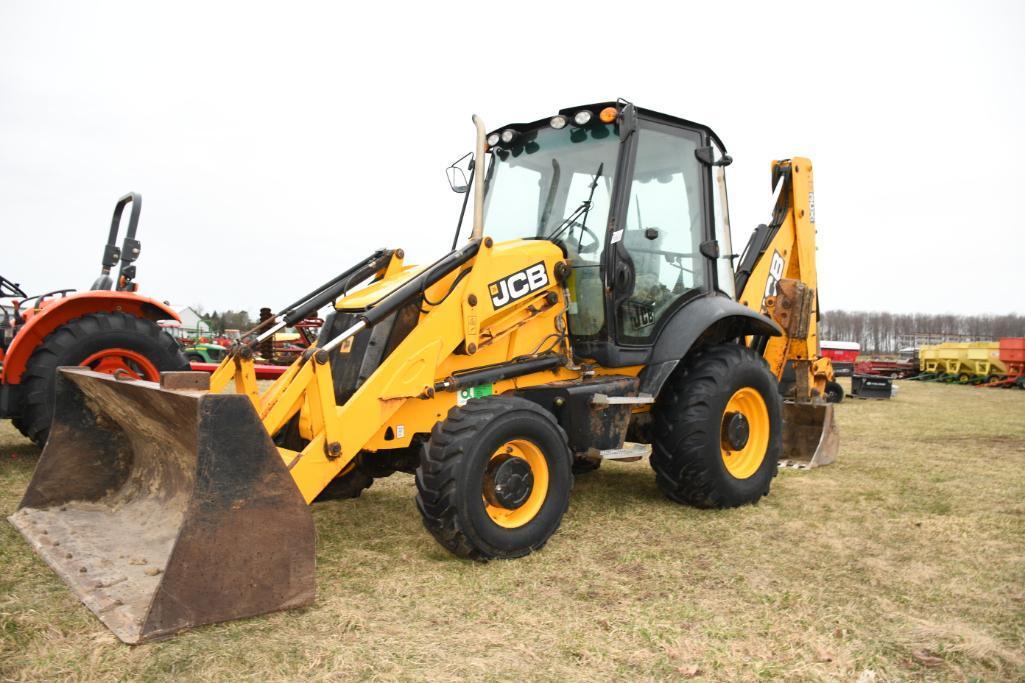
[544,162,604,244]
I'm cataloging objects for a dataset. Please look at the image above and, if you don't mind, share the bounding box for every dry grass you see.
[1,380,1023,681]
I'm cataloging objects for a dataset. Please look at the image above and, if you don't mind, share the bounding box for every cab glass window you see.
[617,121,707,342]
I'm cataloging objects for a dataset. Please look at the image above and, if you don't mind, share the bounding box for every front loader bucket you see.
[780,402,839,469]
[7,368,315,643]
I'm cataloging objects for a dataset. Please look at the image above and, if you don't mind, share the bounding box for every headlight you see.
[550,115,568,129]
[500,129,517,144]
[573,110,593,126]
[486,132,500,147]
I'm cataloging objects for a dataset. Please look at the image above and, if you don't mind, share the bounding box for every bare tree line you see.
[820,311,1025,353]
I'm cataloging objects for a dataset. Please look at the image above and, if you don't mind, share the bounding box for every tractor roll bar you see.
[92,192,142,291]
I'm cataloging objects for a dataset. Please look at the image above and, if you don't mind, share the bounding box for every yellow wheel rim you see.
[720,387,770,479]
[483,439,549,528]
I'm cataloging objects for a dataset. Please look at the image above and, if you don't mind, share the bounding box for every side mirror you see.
[446,165,470,194]
[446,152,474,194]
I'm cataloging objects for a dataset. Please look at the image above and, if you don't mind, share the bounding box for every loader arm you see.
[194,237,576,503]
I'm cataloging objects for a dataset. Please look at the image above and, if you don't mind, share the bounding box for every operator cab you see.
[475,101,736,367]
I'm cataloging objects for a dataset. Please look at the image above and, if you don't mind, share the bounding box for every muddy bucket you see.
[780,401,839,469]
[8,368,315,643]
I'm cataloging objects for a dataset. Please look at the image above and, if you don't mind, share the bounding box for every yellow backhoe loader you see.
[10,101,837,643]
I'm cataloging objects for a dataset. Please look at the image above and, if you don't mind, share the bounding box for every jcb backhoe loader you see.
[10,101,837,643]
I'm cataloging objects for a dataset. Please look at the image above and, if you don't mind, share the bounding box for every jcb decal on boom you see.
[488,261,548,309]
[762,250,785,307]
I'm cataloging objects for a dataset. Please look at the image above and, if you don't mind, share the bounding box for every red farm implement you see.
[976,338,1025,389]
[854,357,919,379]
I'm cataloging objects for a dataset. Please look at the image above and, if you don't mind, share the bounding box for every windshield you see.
[483,123,619,255]
[482,122,620,337]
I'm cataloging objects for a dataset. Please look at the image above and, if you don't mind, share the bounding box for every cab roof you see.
[489,101,728,154]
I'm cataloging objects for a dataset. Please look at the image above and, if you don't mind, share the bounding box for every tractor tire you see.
[10,416,30,439]
[186,353,204,363]
[825,380,844,403]
[19,312,189,446]
[650,343,782,509]
[416,395,573,561]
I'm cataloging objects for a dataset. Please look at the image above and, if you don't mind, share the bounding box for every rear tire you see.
[19,312,189,446]
[416,396,573,560]
[825,380,844,403]
[650,343,782,509]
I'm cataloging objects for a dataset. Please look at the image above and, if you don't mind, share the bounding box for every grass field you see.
[1,379,1024,681]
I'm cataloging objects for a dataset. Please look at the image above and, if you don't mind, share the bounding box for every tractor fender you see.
[1,291,179,385]
[638,294,782,396]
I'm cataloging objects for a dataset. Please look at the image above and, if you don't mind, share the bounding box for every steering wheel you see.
[563,220,602,255]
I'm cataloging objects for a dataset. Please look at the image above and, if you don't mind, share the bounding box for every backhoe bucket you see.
[780,402,839,468]
[8,368,315,644]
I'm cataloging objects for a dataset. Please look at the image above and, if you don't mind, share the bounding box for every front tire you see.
[416,396,573,560]
[650,343,782,509]
[19,312,189,446]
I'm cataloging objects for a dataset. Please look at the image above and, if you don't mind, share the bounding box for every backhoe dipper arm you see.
[735,158,831,395]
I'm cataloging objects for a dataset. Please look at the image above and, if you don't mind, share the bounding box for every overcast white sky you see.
[2,1,1023,317]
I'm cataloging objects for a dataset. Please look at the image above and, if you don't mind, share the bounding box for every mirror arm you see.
[450,164,475,250]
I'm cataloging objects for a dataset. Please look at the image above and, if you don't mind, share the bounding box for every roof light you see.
[500,129,517,144]
[550,115,568,129]
[599,106,618,123]
[487,132,500,147]
[573,110,593,126]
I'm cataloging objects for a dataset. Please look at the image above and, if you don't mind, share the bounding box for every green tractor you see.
[183,342,227,364]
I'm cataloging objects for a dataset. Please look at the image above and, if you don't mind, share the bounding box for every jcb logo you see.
[762,250,785,305]
[488,262,549,309]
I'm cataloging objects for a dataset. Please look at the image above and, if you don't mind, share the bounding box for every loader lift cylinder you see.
[321,240,480,354]
[250,249,394,345]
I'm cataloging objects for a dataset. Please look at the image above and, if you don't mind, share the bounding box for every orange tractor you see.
[0,193,189,445]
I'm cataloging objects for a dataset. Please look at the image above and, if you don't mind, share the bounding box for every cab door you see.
[607,118,713,345]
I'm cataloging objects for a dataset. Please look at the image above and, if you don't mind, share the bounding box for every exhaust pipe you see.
[470,114,486,241]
